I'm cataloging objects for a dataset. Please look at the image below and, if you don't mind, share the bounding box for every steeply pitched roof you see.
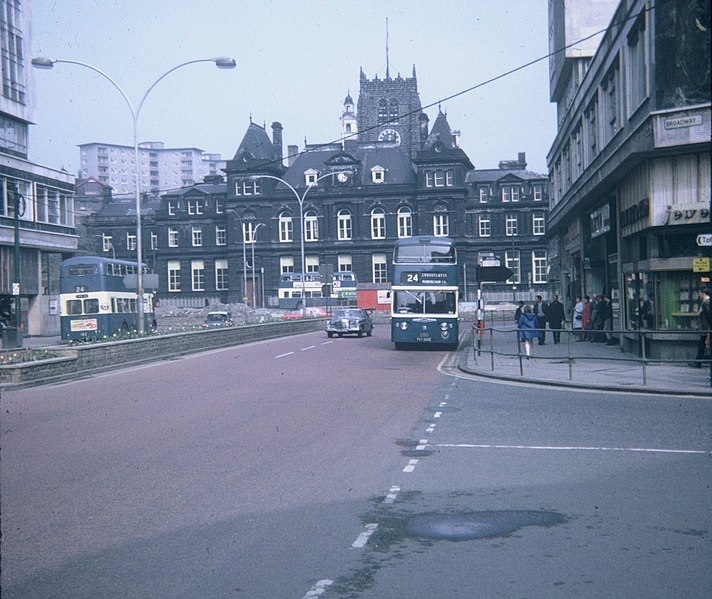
[279,143,416,189]
[423,109,455,150]
[233,122,275,162]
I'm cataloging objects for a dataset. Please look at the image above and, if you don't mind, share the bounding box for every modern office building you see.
[547,0,711,357]
[0,0,76,343]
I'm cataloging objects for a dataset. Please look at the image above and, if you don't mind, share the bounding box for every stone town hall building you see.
[85,67,550,308]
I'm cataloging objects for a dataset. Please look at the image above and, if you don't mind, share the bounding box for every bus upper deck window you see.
[84,299,100,314]
[67,300,83,315]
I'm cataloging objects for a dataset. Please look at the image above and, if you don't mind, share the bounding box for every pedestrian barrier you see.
[471,325,712,390]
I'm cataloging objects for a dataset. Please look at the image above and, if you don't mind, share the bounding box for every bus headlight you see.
[399,322,409,330]
[440,322,449,331]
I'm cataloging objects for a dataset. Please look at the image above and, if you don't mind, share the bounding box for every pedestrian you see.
[548,294,566,344]
[572,295,584,339]
[514,300,525,324]
[517,305,540,358]
[692,286,710,368]
[533,295,548,345]
[600,294,614,343]
[581,295,592,340]
[591,294,605,342]
[640,296,654,329]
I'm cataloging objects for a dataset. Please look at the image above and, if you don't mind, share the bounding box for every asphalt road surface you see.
[1,325,710,598]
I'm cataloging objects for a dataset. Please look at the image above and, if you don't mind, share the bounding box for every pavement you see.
[459,324,712,396]
[10,327,712,396]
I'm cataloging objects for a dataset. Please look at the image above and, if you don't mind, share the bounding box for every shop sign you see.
[590,204,610,238]
[661,204,710,226]
[693,257,710,273]
[620,198,649,229]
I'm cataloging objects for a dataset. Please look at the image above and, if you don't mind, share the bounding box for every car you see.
[325,308,374,338]
[203,311,233,327]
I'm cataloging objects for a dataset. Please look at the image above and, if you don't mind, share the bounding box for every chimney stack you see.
[287,145,299,167]
[271,122,283,165]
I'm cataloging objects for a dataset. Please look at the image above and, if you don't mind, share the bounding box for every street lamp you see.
[250,222,266,308]
[250,171,352,318]
[32,56,236,333]
[224,209,249,306]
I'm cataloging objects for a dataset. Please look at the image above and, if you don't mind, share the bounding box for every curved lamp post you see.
[32,56,236,333]
[250,171,352,318]
[250,222,266,308]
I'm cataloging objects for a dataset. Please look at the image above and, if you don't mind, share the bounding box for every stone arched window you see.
[371,207,386,239]
[337,209,352,240]
[279,210,293,242]
[397,206,413,238]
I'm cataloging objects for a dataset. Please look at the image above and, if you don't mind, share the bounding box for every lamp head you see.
[31,57,55,69]
[213,57,237,69]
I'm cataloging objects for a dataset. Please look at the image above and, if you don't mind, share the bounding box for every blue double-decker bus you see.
[59,256,156,341]
[390,236,459,350]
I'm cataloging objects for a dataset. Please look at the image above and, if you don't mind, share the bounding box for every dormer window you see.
[305,169,319,186]
[235,180,260,196]
[371,165,385,184]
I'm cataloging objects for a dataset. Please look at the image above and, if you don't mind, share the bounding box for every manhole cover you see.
[405,510,566,541]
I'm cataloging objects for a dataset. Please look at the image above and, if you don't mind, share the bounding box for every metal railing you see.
[471,324,711,388]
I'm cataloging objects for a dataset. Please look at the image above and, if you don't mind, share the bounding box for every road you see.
[1,325,710,598]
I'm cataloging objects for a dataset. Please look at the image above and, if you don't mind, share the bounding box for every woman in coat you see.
[517,305,540,357]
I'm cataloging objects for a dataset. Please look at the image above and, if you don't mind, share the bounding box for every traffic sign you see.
[697,233,712,247]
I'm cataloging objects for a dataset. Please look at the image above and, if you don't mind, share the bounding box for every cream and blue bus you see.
[390,236,459,350]
[278,271,358,310]
[60,256,156,341]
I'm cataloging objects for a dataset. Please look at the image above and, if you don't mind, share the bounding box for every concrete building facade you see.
[0,0,77,344]
[547,0,711,358]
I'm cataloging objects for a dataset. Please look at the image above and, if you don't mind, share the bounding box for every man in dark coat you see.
[533,295,548,345]
[547,295,566,344]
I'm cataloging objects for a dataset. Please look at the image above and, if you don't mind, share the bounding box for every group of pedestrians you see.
[514,294,566,357]
[571,294,613,343]
[515,293,615,357]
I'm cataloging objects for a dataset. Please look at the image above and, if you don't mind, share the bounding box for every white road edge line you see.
[351,523,378,548]
[301,579,334,598]
[434,443,711,455]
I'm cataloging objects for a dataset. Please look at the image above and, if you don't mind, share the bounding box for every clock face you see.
[378,128,401,145]
[337,172,349,183]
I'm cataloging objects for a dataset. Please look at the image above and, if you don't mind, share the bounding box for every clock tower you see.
[356,65,426,159]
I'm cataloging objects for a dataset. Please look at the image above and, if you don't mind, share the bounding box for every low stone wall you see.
[0,319,323,390]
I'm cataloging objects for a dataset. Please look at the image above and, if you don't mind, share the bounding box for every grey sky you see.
[30,0,557,176]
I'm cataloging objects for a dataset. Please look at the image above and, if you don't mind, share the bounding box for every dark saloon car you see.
[203,311,233,327]
[325,308,374,338]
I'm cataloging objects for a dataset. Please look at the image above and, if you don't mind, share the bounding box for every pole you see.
[12,187,23,347]
[251,223,265,308]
